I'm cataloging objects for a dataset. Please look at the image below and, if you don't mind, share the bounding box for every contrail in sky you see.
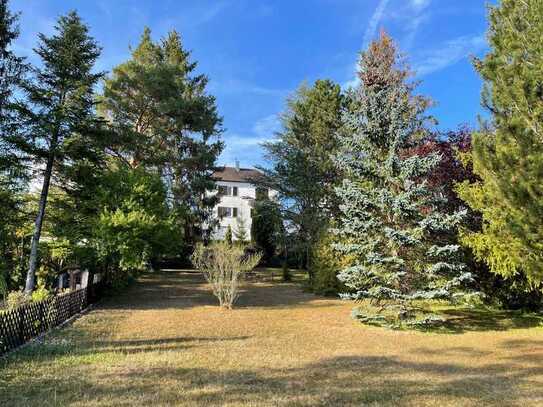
[362,0,391,48]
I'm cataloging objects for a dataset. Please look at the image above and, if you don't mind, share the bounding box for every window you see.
[218,207,238,218]
[218,207,231,218]
[218,185,239,196]
[256,187,269,200]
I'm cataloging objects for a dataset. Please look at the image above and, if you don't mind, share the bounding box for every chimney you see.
[235,159,240,172]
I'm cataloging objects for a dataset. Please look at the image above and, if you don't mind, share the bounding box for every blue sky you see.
[12,0,490,168]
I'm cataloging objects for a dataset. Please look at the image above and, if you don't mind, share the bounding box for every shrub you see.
[191,242,262,309]
[311,232,354,296]
[225,225,233,246]
[6,291,30,309]
[31,286,52,302]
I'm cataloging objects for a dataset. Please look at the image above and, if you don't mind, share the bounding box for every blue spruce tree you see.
[334,32,472,328]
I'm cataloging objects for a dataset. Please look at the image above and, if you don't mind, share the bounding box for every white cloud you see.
[362,0,391,49]
[210,78,288,97]
[219,133,267,167]
[342,66,360,90]
[219,114,281,167]
[410,0,432,11]
[414,34,486,76]
[403,0,432,49]
[252,114,281,138]
[343,0,391,90]
[189,1,230,28]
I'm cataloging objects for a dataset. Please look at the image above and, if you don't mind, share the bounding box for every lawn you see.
[1,269,543,406]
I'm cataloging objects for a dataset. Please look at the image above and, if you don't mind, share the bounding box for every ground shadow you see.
[4,353,543,405]
[100,270,327,311]
[435,308,543,334]
[102,270,543,333]
[3,333,252,363]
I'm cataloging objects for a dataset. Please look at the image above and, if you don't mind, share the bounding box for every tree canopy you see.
[457,0,543,287]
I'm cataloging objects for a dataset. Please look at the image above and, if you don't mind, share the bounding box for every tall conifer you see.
[101,28,223,242]
[334,33,471,326]
[457,0,543,287]
[11,11,103,293]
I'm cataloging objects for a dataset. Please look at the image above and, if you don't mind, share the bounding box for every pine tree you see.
[334,32,471,327]
[456,0,543,287]
[225,225,233,247]
[0,0,27,176]
[251,199,281,261]
[233,216,248,245]
[258,79,343,278]
[0,0,25,120]
[9,11,103,293]
[100,28,223,243]
[0,0,27,288]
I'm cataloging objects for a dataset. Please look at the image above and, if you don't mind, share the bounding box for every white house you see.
[209,163,272,241]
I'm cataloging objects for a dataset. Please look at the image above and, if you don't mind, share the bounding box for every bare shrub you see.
[191,242,262,309]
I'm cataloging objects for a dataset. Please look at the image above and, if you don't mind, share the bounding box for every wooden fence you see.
[0,284,101,356]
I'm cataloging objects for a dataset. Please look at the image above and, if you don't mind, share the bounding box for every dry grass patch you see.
[1,270,543,406]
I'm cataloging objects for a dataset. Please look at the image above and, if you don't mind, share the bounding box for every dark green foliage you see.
[457,0,543,288]
[258,79,343,279]
[0,0,25,121]
[100,28,223,244]
[250,199,282,262]
[0,0,29,290]
[225,225,233,247]
[4,11,104,293]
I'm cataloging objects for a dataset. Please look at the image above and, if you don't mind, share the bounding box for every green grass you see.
[1,269,543,406]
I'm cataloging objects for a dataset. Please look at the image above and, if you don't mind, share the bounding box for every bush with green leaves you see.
[191,242,262,309]
[311,231,354,296]
[6,291,29,309]
[251,199,282,263]
[94,166,181,280]
[31,286,51,302]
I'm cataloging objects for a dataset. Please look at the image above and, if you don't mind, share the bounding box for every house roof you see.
[212,166,263,183]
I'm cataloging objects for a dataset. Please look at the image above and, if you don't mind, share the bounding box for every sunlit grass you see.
[1,269,542,406]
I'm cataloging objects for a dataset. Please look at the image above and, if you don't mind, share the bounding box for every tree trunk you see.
[24,149,55,294]
[86,269,95,303]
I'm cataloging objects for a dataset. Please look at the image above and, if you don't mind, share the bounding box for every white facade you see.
[211,180,257,241]
[208,166,275,241]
